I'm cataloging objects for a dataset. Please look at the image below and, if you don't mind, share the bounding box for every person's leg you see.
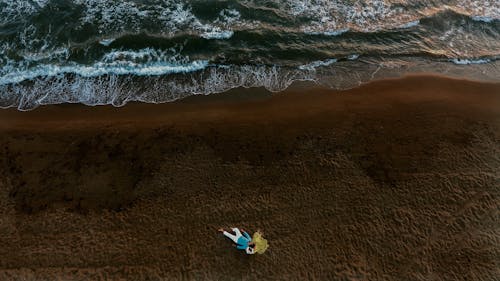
[223,231,239,243]
[232,227,242,238]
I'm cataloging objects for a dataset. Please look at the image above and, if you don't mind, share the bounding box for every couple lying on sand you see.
[218,227,268,255]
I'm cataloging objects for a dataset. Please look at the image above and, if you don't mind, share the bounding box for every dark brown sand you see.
[0,75,499,280]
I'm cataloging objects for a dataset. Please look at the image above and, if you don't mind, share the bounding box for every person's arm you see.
[236,243,246,250]
[243,231,251,240]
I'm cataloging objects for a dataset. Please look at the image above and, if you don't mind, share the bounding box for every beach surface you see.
[0,75,499,280]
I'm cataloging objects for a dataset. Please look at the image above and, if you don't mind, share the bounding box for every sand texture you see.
[0,76,499,280]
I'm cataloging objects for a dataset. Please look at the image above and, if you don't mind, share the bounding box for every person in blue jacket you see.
[218,227,255,254]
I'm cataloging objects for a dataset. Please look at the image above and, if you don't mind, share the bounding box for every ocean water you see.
[0,0,499,110]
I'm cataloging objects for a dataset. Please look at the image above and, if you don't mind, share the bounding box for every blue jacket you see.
[236,231,252,250]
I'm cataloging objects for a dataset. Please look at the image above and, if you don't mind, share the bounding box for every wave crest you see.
[0,65,315,110]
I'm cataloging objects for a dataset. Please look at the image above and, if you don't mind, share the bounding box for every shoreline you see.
[0,75,499,280]
[1,74,499,129]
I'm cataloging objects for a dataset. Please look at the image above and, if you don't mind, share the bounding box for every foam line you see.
[0,61,209,85]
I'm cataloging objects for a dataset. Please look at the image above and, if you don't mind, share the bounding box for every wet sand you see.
[0,75,499,280]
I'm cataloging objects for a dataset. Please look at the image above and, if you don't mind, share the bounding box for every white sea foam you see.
[102,48,169,62]
[451,58,491,65]
[245,0,499,34]
[198,8,242,39]
[201,30,234,40]
[258,0,422,33]
[305,28,349,36]
[72,0,239,40]
[323,29,349,36]
[21,48,70,63]
[453,0,500,22]
[471,16,496,23]
[299,59,337,71]
[0,0,49,24]
[99,38,116,46]
[0,60,208,85]
[0,65,316,110]
[74,0,147,33]
[435,23,500,59]
[397,20,420,29]
[0,47,209,85]
[219,9,241,24]
[348,54,360,60]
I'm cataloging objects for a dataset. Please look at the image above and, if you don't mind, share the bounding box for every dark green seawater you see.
[1,0,499,110]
